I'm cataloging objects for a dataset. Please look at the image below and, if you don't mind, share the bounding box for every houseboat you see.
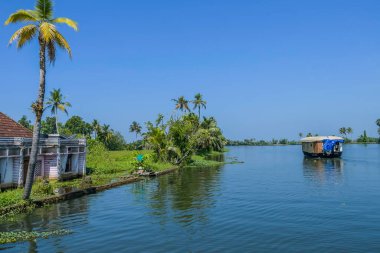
[0,112,86,189]
[301,136,344,158]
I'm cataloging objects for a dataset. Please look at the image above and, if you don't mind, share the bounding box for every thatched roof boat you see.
[301,136,344,158]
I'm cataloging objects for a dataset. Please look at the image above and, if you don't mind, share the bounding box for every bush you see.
[32,179,53,196]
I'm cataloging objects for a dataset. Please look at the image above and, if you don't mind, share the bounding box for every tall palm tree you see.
[5,0,78,200]
[92,119,101,139]
[172,96,190,113]
[129,121,142,139]
[376,119,380,127]
[45,88,71,134]
[192,93,207,118]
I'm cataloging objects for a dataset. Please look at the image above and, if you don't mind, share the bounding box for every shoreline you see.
[0,154,228,218]
[0,169,178,218]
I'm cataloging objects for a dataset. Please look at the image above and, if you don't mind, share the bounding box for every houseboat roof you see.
[300,136,344,143]
[0,112,32,138]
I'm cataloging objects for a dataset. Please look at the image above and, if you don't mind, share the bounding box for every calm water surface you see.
[1,145,380,252]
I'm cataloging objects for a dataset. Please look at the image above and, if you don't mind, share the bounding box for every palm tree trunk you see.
[23,39,46,200]
[198,107,201,119]
[55,107,59,134]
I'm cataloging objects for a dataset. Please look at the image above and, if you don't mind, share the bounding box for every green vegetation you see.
[0,230,71,244]
[227,139,299,146]
[45,88,71,134]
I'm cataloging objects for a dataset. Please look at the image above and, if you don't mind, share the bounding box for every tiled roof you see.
[0,112,33,138]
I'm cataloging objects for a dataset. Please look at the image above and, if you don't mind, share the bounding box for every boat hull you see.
[303,151,342,158]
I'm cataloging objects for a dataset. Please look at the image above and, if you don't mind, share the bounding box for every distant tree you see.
[155,114,164,127]
[92,119,101,139]
[45,88,71,134]
[298,133,303,138]
[172,96,190,113]
[18,115,32,130]
[346,127,353,140]
[339,127,347,137]
[41,116,57,134]
[129,121,142,139]
[357,130,368,143]
[99,124,113,144]
[192,93,207,118]
[106,131,126,151]
[64,116,92,136]
[306,133,313,137]
[376,119,380,136]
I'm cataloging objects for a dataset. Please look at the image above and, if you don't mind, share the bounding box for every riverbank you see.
[0,150,225,218]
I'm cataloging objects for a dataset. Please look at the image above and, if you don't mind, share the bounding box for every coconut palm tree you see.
[101,124,112,141]
[5,0,78,200]
[339,127,347,138]
[92,119,101,139]
[45,88,71,134]
[129,121,142,139]
[172,96,190,113]
[192,93,207,118]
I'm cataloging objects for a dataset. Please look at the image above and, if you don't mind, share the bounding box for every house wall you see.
[78,153,86,175]
[0,157,13,184]
[43,155,58,179]
[12,157,20,183]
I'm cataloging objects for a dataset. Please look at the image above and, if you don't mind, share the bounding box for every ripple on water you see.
[1,145,380,252]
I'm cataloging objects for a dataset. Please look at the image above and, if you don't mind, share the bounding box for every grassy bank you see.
[0,150,226,216]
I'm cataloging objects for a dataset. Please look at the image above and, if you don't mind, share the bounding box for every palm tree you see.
[5,0,78,200]
[376,119,380,127]
[92,119,101,139]
[100,124,113,145]
[45,89,71,134]
[192,93,207,118]
[339,127,347,138]
[155,114,164,127]
[346,127,353,140]
[298,133,303,138]
[129,121,142,139]
[172,96,190,113]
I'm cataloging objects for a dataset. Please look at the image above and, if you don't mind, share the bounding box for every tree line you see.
[18,92,226,165]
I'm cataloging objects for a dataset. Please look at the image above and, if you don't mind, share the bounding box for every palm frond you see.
[4,10,38,25]
[8,24,37,48]
[46,40,56,63]
[35,0,53,20]
[53,30,72,57]
[52,17,78,31]
[39,22,56,43]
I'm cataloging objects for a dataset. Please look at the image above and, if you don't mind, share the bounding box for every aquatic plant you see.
[0,229,72,244]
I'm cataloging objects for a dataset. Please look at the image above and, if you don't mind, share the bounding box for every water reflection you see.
[131,165,224,226]
[302,158,344,184]
[0,196,89,252]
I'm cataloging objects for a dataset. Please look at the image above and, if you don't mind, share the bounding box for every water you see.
[1,145,380,252]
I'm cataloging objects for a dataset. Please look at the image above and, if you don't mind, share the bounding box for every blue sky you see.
[1,0,380,141]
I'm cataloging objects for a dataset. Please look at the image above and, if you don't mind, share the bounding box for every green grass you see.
[87,150,174,174]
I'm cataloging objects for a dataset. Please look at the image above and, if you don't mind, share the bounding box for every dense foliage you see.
[143,95,225,165]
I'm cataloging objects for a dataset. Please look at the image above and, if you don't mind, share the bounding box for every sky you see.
[1,0,380,141]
